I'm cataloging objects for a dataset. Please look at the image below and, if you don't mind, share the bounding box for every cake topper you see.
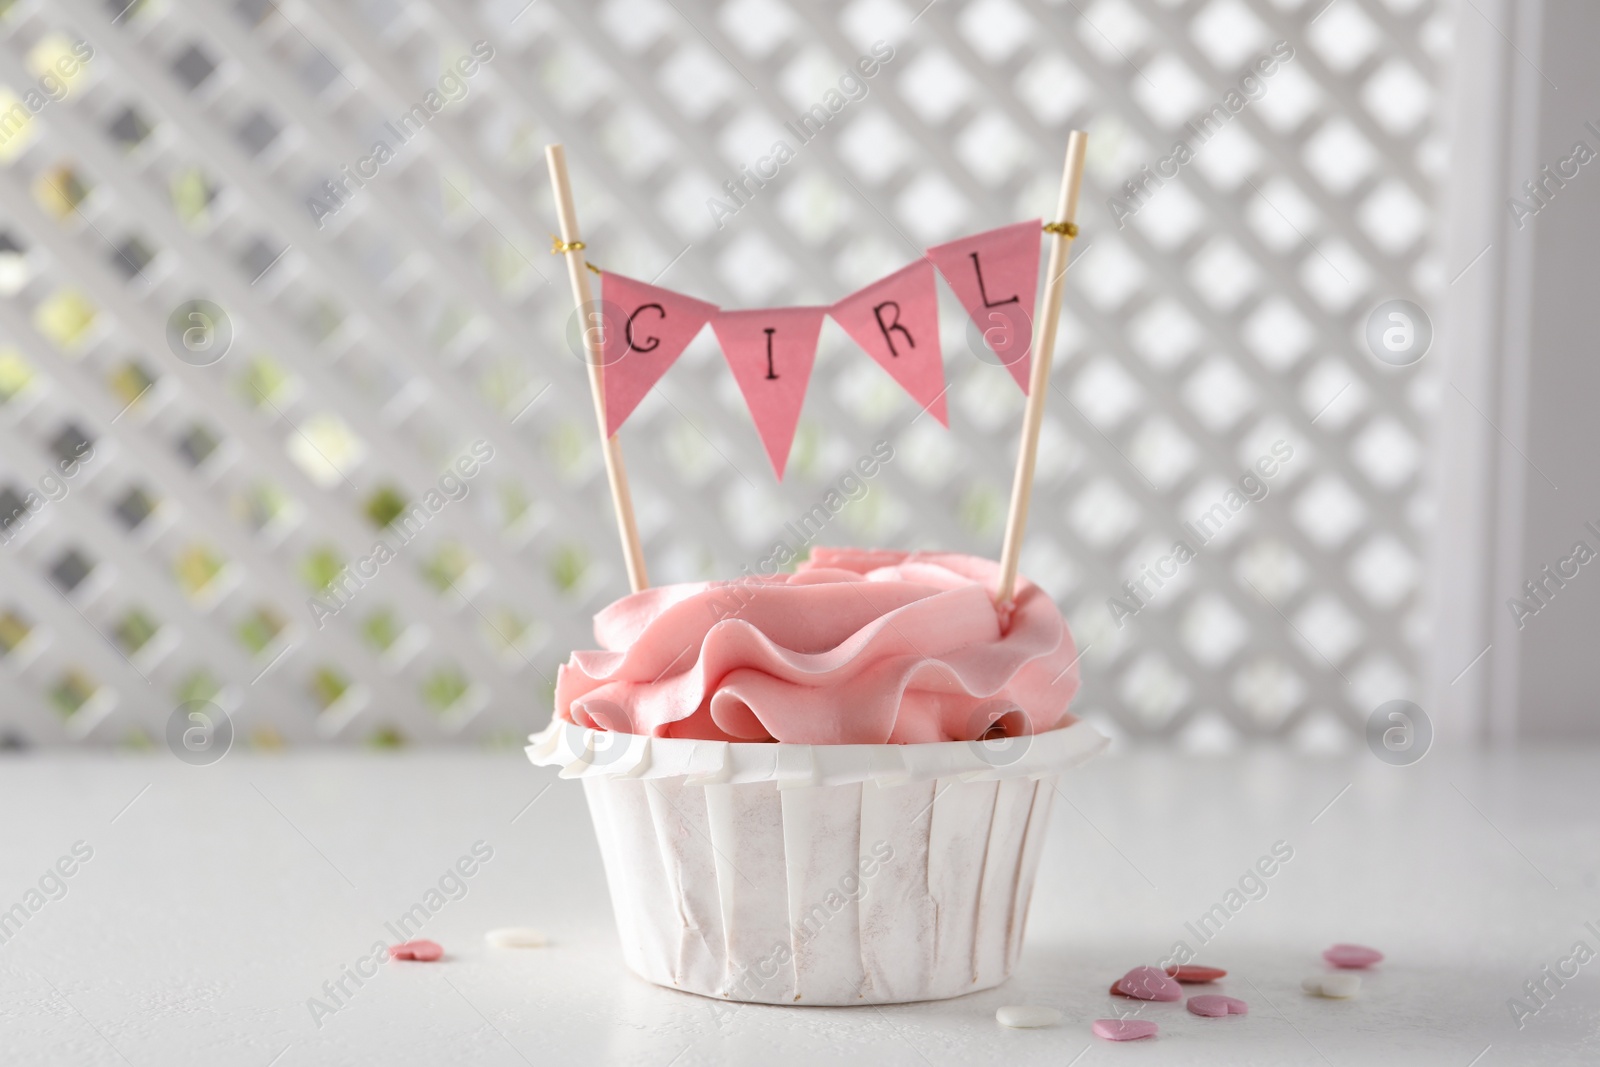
[543,133,1089,605]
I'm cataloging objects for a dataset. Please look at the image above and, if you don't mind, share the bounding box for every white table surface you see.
[0,744,1595,1066]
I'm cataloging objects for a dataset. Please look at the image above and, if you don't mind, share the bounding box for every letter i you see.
[764,328,778,380]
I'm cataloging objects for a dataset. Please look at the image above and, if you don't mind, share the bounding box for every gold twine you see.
[1042,220,1079,238]
[550,235,602,273]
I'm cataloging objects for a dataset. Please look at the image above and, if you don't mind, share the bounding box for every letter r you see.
[872,300,914,357]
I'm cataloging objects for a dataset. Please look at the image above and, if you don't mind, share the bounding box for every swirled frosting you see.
[553,548,1081,745]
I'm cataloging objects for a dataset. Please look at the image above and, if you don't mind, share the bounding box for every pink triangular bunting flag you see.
[829,259,948,427]
[710,307,827,479]
[599,273,718,437]
[925,220,1041,394]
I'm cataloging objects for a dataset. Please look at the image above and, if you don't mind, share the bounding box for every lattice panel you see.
[0,0,1444,747]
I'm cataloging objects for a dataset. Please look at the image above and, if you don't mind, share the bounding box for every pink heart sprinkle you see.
[1116,965,1183,1002]
[1187,994,1249,1017]
[1166,964,1228,983]
[1323,943,1383,969]
[389,939,443,961]
[1093,1019,1159,1042]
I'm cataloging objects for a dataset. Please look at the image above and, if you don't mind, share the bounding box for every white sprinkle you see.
[485,927,548,948]
[1304,973,1361,998]
[996,1004,1061,1028]
[1319,973,1362,998]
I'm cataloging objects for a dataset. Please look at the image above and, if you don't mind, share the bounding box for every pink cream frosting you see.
[553,548,1081,745]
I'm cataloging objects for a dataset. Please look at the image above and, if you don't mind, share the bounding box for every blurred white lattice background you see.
[0,0,1445,747]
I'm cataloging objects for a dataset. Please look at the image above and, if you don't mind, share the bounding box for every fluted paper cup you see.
[526,720,1108,1005]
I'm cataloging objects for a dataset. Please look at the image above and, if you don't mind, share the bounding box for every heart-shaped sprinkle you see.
[1323,943,1383,969]
[1093,1019,1159,1041]
[1109,980,1135,998]
[1166,964,1227,983]
[389,939,443,961]
[1303,973,1361,998]
[996,1005,1061,1028]
[1115,965,1183,1002]
[1187,994,1248,1017]
[485,927,547,949]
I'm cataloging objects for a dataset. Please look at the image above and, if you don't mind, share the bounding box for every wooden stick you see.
[544,144,649,593]
[996,131,1089,606]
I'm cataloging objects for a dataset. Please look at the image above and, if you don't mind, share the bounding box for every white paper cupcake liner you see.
[528,721,1107,1005]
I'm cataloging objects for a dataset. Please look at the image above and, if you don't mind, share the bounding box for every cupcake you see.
[527,548,1106,1004]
